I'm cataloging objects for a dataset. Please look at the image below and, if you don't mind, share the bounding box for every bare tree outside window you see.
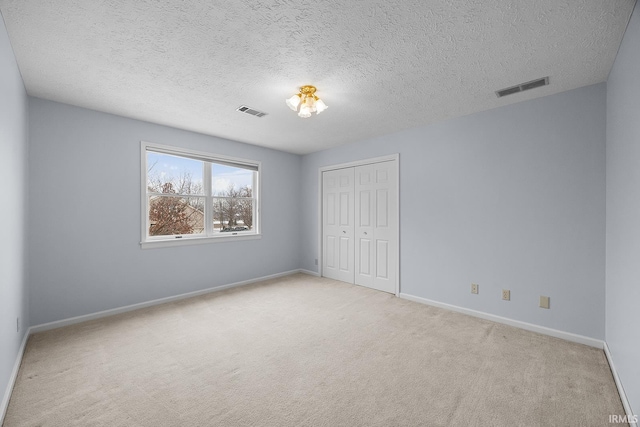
[147,160,205,236]
[238,186,253,228]
[212,184,253,231]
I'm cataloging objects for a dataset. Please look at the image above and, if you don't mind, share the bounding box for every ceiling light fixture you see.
[285,85,328,118]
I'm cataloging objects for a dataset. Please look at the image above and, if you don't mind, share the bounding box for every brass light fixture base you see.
[299,85,317,96]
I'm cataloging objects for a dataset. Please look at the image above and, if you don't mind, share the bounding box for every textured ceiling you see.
[0,0,635,154]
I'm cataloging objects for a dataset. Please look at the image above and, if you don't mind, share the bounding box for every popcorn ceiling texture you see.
[0,0,635,154]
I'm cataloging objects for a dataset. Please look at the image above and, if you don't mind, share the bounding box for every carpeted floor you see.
[3,274,625,426]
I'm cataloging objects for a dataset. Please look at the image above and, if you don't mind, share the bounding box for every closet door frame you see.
[318,154,400,296]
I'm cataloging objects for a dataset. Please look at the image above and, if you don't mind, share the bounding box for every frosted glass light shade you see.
[304,96,317,113]
[298,104,312,118]
[315,98,328,114]
[285,94,301,111]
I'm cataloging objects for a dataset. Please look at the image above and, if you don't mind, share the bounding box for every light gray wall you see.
[606,3,640,416]
[0,11,29,411]
[301,83,606,339]
[28,98,301,325]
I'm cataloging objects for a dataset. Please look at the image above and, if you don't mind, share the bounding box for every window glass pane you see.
[147,152,204,196]
[148,195,205,236]
[211,164,254,197]
[212,197,253,233]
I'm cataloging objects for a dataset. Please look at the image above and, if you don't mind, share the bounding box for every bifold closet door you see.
[322,160,397,293]
[354,161,397,294]
[322,168,355,283]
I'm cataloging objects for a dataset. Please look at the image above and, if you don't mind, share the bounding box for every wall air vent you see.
[496,77,549,98]
[236,105,267,117]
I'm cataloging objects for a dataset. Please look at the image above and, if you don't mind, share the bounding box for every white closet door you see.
[355,161,397,293]
[322,168,355,283]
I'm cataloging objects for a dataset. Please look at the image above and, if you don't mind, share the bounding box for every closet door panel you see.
[355,164,375,288]
[355,161,397,293]
[322,168,355,283]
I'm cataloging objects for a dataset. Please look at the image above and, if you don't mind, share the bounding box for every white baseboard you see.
[604,343,638,427]
[1,328,31,425]
[31,269,304,333]
[299,269,320,277]
[399,292,604,349]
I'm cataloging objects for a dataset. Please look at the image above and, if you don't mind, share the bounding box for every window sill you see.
[140,233,261,249]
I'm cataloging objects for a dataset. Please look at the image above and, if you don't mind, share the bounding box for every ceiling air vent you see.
[236,105,267,117]
[496,77,549,98]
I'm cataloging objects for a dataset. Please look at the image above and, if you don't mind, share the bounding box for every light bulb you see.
[315,98,328,114]
[285,94,301,111]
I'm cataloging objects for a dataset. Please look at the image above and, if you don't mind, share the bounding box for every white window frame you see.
[140,141,261,249]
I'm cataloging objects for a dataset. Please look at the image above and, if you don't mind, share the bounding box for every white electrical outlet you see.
[502,289,510,301]
[471,283,479,294]
[540,296,550,309]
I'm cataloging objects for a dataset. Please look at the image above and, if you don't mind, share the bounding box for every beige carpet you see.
[3,274,625,426]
